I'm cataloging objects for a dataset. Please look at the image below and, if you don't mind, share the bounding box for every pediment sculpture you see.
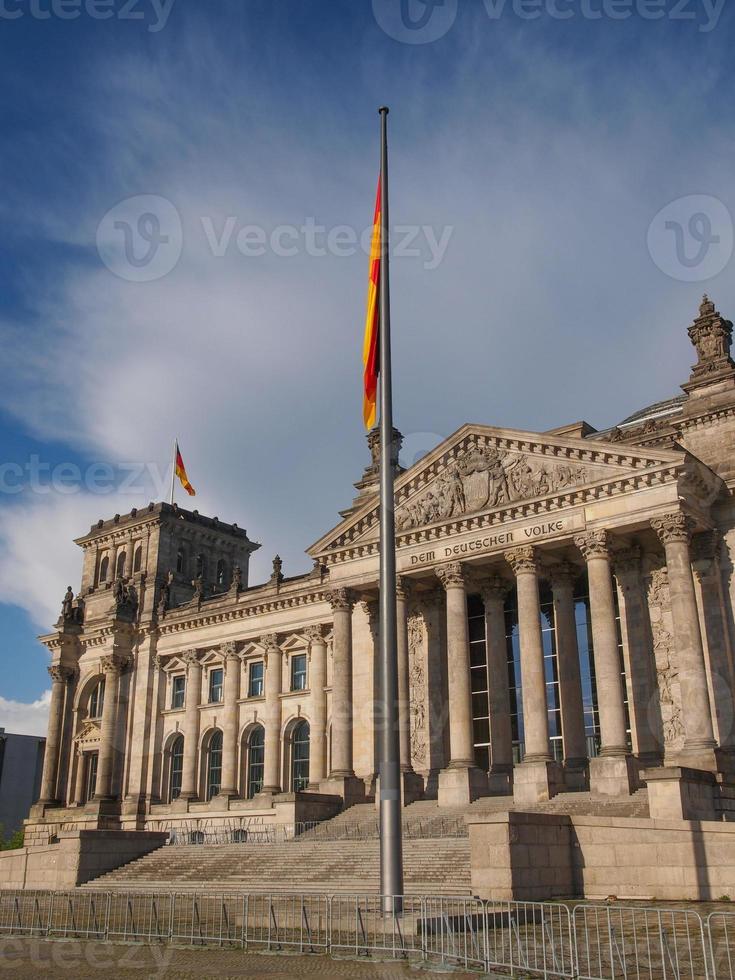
[395,447,600,532]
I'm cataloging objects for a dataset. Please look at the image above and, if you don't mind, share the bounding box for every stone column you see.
[327,589,355,778]
[219,643,241,797]
[392,579,424,804]
[652,513,719,770]
[436,562,488,806]
[38,664,73,805]
[613,547,663,765]
[549,563,589,784]
[94,655,125,800]
[506,546,560,803]
[479,577,514,794]
[72,748,86,806]
[575,531,635,796]
[179,650,202,801]
[306,626,328,788]
[261,634,283,794]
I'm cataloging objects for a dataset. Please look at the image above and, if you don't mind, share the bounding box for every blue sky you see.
[1,0,734,734]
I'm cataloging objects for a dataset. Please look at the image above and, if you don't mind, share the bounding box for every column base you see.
[487,768,513,796]
[642,766,719,821]
[589,753,637,796]
[674,742,727,775]
[319,775,367,807]
[562,758,589,792]
[513,759,563,805]
[437,765,488,807]
[374,770,425,809]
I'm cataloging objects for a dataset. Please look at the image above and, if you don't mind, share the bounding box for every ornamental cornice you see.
[652,511,695,546]
[317,464,684,567]
[574,530,611,561]
[505,546,537,575]
[157,586,331,636]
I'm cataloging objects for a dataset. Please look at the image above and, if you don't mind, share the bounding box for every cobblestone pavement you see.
[0,937,477,978]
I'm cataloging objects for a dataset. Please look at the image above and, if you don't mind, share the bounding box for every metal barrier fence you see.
[2,889,734,977]
[156,816,468,844]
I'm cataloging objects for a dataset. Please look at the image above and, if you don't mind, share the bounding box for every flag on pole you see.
[362,177,381,429]
[174,442,196,496]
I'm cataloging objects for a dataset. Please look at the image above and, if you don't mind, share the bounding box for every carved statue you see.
[112,576,125,605]
[688,295,735,382]
[231,564,242,591]
[271,555,284,585]
[61,586,74,621]
[157,570,173,617]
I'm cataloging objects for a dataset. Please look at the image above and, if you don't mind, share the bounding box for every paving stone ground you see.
[0,937,477,979]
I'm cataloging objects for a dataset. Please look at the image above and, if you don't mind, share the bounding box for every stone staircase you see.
[469,787,650,819]
[83,837,473,896]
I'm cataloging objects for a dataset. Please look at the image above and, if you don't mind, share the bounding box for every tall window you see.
[196,554,205,578]
[169,735,184,801]
[248,661,264,697]
[209,668,224,703]
[85,752,98,802]
[468,595,491,773]
[171,675,185,709]
[176,550,185,573]
[216,559,227,587]
[133,545,142,573]
[291,654,307,692]
[247,726,265,798]
[89,679,105,719]
[115,551,126,578]
[540,586,563,763]
[291,720,310,791]
[98,555,109,584]
[206,731,223,800]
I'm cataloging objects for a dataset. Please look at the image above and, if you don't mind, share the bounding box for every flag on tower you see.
[362,177,381,429]
[174,442,196,496]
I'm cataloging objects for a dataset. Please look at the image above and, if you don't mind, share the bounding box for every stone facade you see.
[18,296,735,854]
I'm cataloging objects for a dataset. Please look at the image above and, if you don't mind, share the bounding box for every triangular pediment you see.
[308,423,689,558]
[75,720,101,745]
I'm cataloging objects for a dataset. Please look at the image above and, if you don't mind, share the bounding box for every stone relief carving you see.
[395,446,597,531]
[407,613,427,767]
[646,566,684,750]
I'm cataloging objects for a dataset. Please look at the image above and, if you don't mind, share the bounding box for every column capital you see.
[48,664,73,684]
[505,545,537,575]
[574,530,611,560]
[180,649,201,670]
[547,561,580,589]
[478,575,512,604]
[260,633,281,653]
[612,546,642,577]
[359,599,379,637]
[436,561,466,590]
[327,587,354,612]
[220,641,239,662]
[100,653,128,675]
[651,511,694,546]
[396,576,414,601]
[305,624,327,645]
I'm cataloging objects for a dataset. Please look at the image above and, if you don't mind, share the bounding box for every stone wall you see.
[466,811,735,902]
[0,830,167,890]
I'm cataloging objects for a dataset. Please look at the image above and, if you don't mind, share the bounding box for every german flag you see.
[174,442,196,496]
[362,177,381,429]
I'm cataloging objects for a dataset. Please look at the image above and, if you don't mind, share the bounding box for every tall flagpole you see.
[377,105,404,912]
[169,440,177,506]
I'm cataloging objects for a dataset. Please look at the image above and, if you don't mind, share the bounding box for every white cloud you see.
[0,690,50,738]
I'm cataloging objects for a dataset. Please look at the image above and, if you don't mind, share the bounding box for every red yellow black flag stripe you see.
[175,442,196,496]
[362,177,381,429]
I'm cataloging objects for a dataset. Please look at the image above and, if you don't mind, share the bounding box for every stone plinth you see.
[512,759,562,804]
[589,754,637,797]
[642,766,718,821]
[319,775,367,808]
[374,770,425,809]
[437,765,488,807]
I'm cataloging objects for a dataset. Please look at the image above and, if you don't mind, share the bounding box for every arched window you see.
[247,726,265,799]
[89,679,105,719]
[195,554,205,578]
[115,551,126,578]
[176,550,185,574]
[133,545,143,573]
[99,555,109,584]
[291,720,310,792]
[169,735,184,801]
[216,559,226,587]
[206,731,223,800]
